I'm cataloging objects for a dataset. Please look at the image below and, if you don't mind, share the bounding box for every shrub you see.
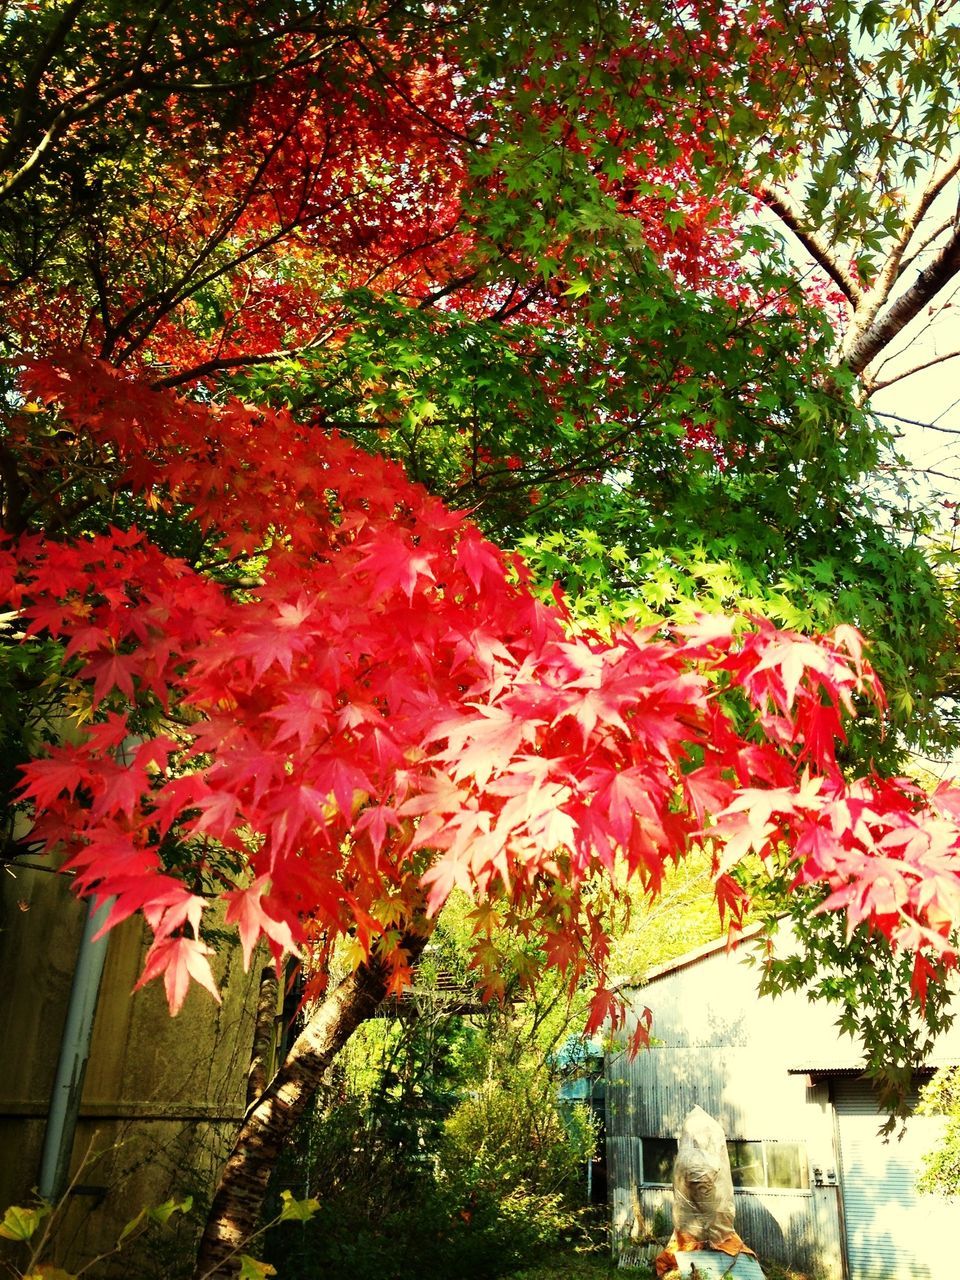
[265,1067,595,1280]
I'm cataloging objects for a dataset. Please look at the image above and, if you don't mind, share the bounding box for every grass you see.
[511,1248,625,1280]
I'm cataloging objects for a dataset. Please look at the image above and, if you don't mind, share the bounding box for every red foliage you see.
[4,4,957,1030]
[5,358,960,1024]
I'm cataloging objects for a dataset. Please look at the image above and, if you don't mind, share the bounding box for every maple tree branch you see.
[84,246,113,339]
[899,215,954,275]
[354,36,478,147]
[103,115,305,358]
[842,153,960,376]
[894,152,960,280]
[870,348,960,392]
[151,346,309,389]
[758,186,861,303]
[843,222,960,375]
[107,127,358,368]
[880,461,960,484]
[488,281,549,322]
[416,272,479,308]
[368,226,462,287]
[194,927,429,1279]
[0,12,355,202]
[873,409,960,436]
[3,0,91,165]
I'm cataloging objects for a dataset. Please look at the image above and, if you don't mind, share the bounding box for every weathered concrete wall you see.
[0,862,264,1277]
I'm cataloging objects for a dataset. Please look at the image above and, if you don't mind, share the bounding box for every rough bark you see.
[193,933,427,1280]
[244,965,279,1111]
[844,223,960,376]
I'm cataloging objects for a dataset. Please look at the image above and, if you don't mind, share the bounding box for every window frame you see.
[638,1136,810,1192]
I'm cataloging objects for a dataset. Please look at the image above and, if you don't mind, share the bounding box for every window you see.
[728,1140,764,1188]
[764,1141,809,1190]
[642,1137,678,1184]
[730,1140,809,1190]
[639,1137,809,1190]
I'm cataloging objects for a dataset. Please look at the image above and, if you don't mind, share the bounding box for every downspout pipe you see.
[38,895,114,1201]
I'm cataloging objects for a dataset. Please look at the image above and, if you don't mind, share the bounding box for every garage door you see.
[834,1079,952,1280]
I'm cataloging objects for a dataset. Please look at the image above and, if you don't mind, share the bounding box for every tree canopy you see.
[4,2,960,1272]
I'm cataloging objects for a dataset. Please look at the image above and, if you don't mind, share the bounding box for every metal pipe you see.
[38,896,113,1201]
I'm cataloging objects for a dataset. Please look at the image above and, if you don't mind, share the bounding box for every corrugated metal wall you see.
[606,946,848,1279]
[834,1080,955,1280]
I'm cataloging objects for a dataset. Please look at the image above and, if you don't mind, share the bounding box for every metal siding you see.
[609,941,960,1280]
[605,1045,842,1277]
[608,1044,829,1143]
[615,1186,841,1280]
[607,944,855,1280]
[734,1190,825,1272]
[835,1080,954,1280]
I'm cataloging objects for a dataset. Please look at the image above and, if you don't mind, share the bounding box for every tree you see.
[4,2,960,1276]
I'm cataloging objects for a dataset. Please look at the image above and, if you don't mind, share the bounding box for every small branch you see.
[758,187,861,303]
[893,152,960,284]
[0,15,347,202]
[151,345,306,389]
[899,216,954,275]
[870,348,960,392]
[879,462,960,483]
[0,0,90,169]
[354,36,477,147]
[843,153,960,374]
[873,410,960,436]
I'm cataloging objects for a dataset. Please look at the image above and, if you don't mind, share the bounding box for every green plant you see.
[0,1173,191,1280]
[917,1065,960,1196]
[0,1139,317,1280]
[264,1036,597,1280]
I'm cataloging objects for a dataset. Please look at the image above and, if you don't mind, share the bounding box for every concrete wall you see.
[0,862,264,1277]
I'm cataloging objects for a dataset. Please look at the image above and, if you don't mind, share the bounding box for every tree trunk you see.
[244,966,279,1111]
[193,934,426,1279]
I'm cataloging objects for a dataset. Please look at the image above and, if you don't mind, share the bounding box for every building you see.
[606,930,960,1280]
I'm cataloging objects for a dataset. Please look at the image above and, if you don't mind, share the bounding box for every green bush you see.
[917,1065,960,1196]
[265,1069,595,1280]
[440,1071,595,1248]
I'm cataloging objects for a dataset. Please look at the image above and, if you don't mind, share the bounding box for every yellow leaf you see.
[237,1255,277,1279]
[0,1204,50,1241]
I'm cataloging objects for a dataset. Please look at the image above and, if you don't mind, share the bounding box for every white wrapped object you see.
[672,1105,736,1245]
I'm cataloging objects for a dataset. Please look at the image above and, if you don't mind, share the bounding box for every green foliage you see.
[740,863,957,1116]
[235,262,957,767]
[512,1253,621,1280]
[0,1183,192,1280]
[441,1069,596,1225]
[606,850,724,981]
[265,1083,593,1280]
[763,1,960,264]
[266,908,600,1280]
[917,1065,960,1196]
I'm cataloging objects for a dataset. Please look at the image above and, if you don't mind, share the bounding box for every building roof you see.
[619,925,960,1074]
[619,921,770,990]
